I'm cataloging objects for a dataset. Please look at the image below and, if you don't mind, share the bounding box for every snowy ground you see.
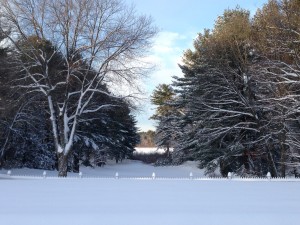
[135,147,168,154]
[1,160,300,225]
[0,160,204,178]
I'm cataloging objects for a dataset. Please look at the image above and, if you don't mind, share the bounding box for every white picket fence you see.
[1,170,300,181]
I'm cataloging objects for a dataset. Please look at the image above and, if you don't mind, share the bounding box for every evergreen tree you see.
[252,0,300,177]
[151,84,176,155]
[171,8,265,176]
[168,1,300,177]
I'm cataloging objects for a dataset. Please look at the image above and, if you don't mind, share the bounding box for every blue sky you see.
[126,0,268,131]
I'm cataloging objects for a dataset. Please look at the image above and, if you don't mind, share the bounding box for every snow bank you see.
[1,160,300,225]
[134,147,167,154]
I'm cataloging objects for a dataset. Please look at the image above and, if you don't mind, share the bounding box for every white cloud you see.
[145,31,188,86]
[105,30,197,131]
[152,32,186,54]
[135,31,195,131]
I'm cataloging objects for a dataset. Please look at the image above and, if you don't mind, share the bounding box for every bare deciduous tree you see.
[0,0,157,176]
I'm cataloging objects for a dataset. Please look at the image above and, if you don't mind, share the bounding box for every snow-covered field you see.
[0,160,204,178]
[1,160,300,225]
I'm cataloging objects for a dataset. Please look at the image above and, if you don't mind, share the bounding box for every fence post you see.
[228,172,232,180]
[43,171,47,179]
[7,170,11,176]
[189,172,193,180]
[152,172,156,179]
[267,172,271,180]
[79,171,83,178]
[115,172,119,179]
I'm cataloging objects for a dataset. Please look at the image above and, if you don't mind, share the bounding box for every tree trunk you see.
[73,151,79,173]
[267,150,278,177]
[279,134,287,177]
[0,157,3,169]
[58,153,68,177]
[291,157,300,178]
[166,144,170,158]
[219,159,230,177]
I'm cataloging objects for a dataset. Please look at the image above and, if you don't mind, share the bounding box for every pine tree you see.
[169,1,300,177]
[171,8,264,176]
[151,84,176,156]
[252,0,300,177]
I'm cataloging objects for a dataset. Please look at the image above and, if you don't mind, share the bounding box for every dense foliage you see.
[152,0,300,177]
[0,0,153,174]
[150,84,176,155]
[0,38,140,170]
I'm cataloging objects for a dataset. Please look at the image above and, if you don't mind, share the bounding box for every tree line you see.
[152,0,300,177]
[0,0,156,176]
[136,130,156,148]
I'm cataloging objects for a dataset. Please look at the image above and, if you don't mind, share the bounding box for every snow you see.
[1,160,300,225]
[57,144,63,154]
[135,147,172,154]
[1,160,204,178]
